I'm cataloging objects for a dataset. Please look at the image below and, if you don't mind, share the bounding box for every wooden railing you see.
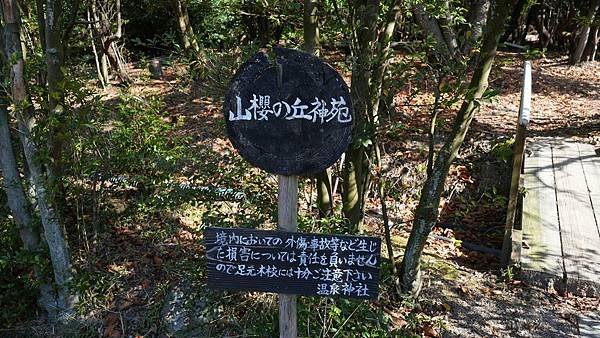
[501,61,532,266]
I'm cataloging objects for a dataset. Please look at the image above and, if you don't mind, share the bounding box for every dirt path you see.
[478,57,600,143]
[420,57,600,337]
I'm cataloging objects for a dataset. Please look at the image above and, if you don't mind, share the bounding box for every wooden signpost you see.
[213,47,379,338]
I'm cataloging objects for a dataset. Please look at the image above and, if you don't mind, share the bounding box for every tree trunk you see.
[342,146,367,231]
[501,0,525,42]
[315,170,333,217]
[464,0,490,52]
[304,0,319,55]
[0,95,60,318]
[0,103,58,317]
[399,0,517,297]
[87,9,106,87]
[35,0,46,52]
[2,0,76,320]
[370,1,401,118]
[172,0,200,55]
[0,1,40,253]
[342,0,380,232]
[375,143,401,295]
[582,27,599,62]
[101,53,109,82]
[0,106,40,253]
[571,27,592,64]
[303,0,332,217]
[106,0,129,83]
[342,0,401,232]
[44,0,68,197]
[534,6,552,49]
[439,1,458,53]
[413,4,455,57]
[570,0,600,64]
[18,106,77,322]
[104,41,131,83]
[257,15,271,47]
[91,0,131,84]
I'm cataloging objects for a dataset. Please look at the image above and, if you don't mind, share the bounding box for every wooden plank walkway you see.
[521,137,600,297]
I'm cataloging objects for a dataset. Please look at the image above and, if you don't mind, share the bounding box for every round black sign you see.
[224,47,353,176]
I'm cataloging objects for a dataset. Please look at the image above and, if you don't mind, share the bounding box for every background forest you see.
[0,0,599,337]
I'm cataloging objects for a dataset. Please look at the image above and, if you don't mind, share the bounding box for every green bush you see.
[0,192,40,327]
[71,94,187,186]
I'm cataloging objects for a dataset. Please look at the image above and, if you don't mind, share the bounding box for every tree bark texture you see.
[35,0,46,52]
[302,0,332,217]
[44,0,68,196]
[370,0,401,120]
[342,0,380,231]
[342,0,401,231]
[438,1,458,53]
[570,0,599,64]
[399,0,517,297]
[0,104,40,252]
[304,0,319,55]
[316,170,333,217]
[0,1,40,252]
[464,0,490,52]
[3,0,76,320]
[375,143,400,295]
[91,0,131,84]
[413,4,455,57]
[501,0,526,42]
[0,103,59,317]
[105,41,130,83]
[172,0,200,54]
[87,9,106,86]
[583,27,599,61]
[572,27,592,64]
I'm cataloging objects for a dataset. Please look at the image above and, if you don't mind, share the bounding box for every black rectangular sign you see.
[205,227,381,299]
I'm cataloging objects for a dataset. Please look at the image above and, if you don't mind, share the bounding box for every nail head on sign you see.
[224,47,354,176]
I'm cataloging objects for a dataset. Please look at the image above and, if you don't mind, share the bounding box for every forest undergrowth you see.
[1,51,599,337]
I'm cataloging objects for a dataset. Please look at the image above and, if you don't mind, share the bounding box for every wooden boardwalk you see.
[520,137,600,297]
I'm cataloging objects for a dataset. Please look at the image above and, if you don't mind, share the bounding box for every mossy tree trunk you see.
[399,0,517,297]
[342,0,379,232]
[45,0,66,182]
[172,0,200,55]
[2,0,76,321]
[304,0,319,55]
[570,0,600,64]
[90,0,131,84]
[0,1,40,256]
[303,0,333,217]
[582,27,599,61]
[342,0,401,232]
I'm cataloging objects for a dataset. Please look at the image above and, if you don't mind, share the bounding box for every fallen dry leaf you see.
[141,279,151,289]
[423,324,440,337]
[103,313,121,338]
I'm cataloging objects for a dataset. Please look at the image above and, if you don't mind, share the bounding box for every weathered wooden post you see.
[501,60,532,266]
[278,175,298,337]
[206,47,381,337]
